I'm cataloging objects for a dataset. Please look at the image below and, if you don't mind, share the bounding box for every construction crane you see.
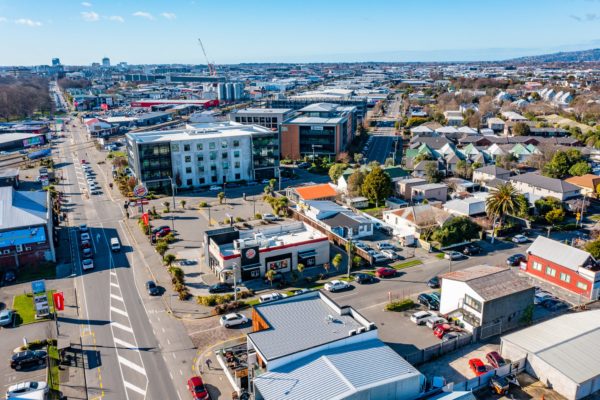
[198,38,216,76]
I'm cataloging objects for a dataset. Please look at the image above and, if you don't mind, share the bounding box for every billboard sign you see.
[31,280,46,294]
[53,292,64,311]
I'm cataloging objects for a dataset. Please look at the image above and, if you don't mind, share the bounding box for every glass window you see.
[186,179,192,186]
[199,177,205,184]
[222,152,228,159]
[532,262,542,271]
[222,162,229,169]
[546,267,556,277]
[234,150,240,158]
[234,161,240,168]
[197,155,204,162]
[464,294,482,312]
[235,173,241,180]
[210,151,217,161]
[233,140,240,147]
[198,165,205,172]
[171,143,180,152]
[185,167,192,174]
[196,143,203,151]
[184,156,191,163]
[560,272,571,283]
[221,140,228,148]
[211,176,217,183]
[209,142,216,150]
[577,281,588,290]
[210,164,216,171]
[235,117,241,122]
[183,144,191,152]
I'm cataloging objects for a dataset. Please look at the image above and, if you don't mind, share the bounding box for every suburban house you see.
[382,204,453,241]
[510,172,581,203]
[84,117,114,137]
[443,196,487,217]
[286,183,338,203]
[396,178,427,200]
[337,166,409,194]
[439,266,534,338]
[487,117,505,132]
[565,174,600,198]
[410,183,448,203]
[472,165,511,185]
[300,200,373,239]
[525,236,599,300]
[248,291,425,400]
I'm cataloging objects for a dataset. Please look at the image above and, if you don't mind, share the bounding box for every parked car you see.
[534,292,556,304]
[512,234,528,244]
[468,358,487,377]
[354,241,369,250]
[79,224,89,233]
[3,269,16,283]
[426,316,447,329]
[152,225,170,234]
[6,381,48,398]
[506,253,526,266]
[375,267,396,278]
[187,376,209,400]
[297,162,310,169]
[81,259,94,271]
[208,283,233,294]
[372,253,389,264]
[486,351,507,369]
[410,311,432,325]
[441,331,461,342]
[208,185,222,191]
[258,292,286,303]
[10,351,47,370]
[381,249,399,260]
[324,280,350,292]
[262,213,278,222]
[462,243,481,255]
[155,227,172,238]
[540,298,569,311]
[429,292,441,303]
[146,281,160,296]
[290,288,312,296]
[433,323,454,339]
[81,248,93,259]
[377,242,394,250]
[353,273,375,284]
[444,251,465,261]
[427,276,440,288]
[418,293,439,310]
[0,309,15,326]
[220,313,248,328]
[80,232,90,242]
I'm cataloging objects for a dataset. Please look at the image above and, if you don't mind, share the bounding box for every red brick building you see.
[525,236,599,300]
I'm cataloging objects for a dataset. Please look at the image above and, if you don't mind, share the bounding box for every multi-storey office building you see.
[126,122,279,191]
[230,108,295,130]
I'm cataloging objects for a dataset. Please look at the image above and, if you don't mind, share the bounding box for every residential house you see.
[301,200,373,239]
[287,183,338,203]
[395,178,427,200]
[443,196,487,217]
[565,174,600,198]
[337,166,409,194]
[487,117,505,133]
[525,236,599,300]
[443,111,464,127]
[510,172,581,203]
[382,204,453,240]
[473,165,511,185]
[439,266,534,338]
[410,183,448,203]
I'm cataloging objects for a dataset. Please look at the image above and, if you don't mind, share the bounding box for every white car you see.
[82,259,94,271]
[377,242,394,250]
[6,381,48,398]
[324,280,350,292]
[380,249,398,260]
[262,213,278,222]
[426,316,447,329]
[219,313,248,328]
[80,232,90,241]
[512,234,528,244]
[209,185,222,191]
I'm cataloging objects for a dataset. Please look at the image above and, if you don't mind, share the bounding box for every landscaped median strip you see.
[47,341,60,397]
[392,259,423,270]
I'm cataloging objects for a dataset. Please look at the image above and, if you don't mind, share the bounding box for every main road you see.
[56,118,195,400]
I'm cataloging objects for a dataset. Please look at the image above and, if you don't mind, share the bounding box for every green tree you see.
[162,201,170,213]
[534,197,562,217]
[569,161,592,177]
[179,199,186,209]
[545,208,565,226]
[328,163,347,183]
[265,269,276,287]
[362,165,392,207]
[431,217,481,246]
[156,241,169,257]
[515,194,530,219]
[585,240,600,259]
[512,122,530,136]
[353,153,364,164]
[163,253,176,267]
[332,253,343,272]
[472,161,483,170]
[347,170,365,197]
[485,182,520,225]
[297,263,305,278]
[455,159,473,179]
[424,161,443,183]
[414,153,433,164]
[217,192,225,204]
[543,150,572,179]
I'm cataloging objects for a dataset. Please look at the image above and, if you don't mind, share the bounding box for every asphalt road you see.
[57,119,195,400]
[364,136,396,164]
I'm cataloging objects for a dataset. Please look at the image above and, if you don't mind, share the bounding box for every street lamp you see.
[311,144,322,162]
[224,263,239,302]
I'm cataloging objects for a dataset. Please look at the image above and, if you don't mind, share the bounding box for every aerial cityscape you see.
[2,1,600,400]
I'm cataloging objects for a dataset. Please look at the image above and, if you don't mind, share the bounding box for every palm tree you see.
[162,201,170,213]
[332,254,343,272]
[485,182,519,227]
[180,200,186,209]
[297,263,305,278]
[163,253,176,267]
[265,270,275,287]
[217,192,225,204]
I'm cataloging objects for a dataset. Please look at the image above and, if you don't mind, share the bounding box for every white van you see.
[258,292,286,303]
[110,237,121,252]
[410,311,432,325]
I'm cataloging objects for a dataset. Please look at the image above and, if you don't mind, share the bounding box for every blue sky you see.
[1,0,599,65]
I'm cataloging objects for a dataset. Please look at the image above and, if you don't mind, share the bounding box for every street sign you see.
[133,185,148,198]
[142,213,149,226]
[53,292,65,311]
[31,280,45,294]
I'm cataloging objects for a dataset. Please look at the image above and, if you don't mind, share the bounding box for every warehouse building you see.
[501,310,600,400]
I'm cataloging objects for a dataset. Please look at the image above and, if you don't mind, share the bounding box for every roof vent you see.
[348,329,357,336]
[367,322,376,331]
[326,314,334,323]
[357,327,366,333]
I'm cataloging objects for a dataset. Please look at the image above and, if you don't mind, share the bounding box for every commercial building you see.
[525,236,599,300]
[0,133,47,152]
[0,187,55,270]
[501,310,600,400]
[204,222,329,282]
[439,266,534,338]
[129,99,219,108]
[126,121,279,191]
[248,291,425,400]
[280,103,357,160]
[267,97,368,122]
[230,108,295,130]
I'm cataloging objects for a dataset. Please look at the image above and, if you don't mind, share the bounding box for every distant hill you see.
[508,48,600,63]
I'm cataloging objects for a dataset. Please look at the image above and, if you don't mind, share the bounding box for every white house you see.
[510,172,582,202]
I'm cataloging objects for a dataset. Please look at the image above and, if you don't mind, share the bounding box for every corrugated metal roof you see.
[0,187,48,230]
[253,339,422,400]
[527,236,593,271]
[249,292,364,361]
[502,310,600,384]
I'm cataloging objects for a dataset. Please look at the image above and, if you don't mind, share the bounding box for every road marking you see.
[123,381,147,396]
[179,369,183,376]
[110,306,128,317]
[110,293,124,302]
[110,282,119,288]
[111,321,134,333]
[110,270,117,276]
[113,337,136,350]
[188,325,221,336]
[118,355,146,376]
[167,338,171,345]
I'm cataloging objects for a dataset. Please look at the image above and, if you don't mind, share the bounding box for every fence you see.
[403,333,474,366]
[452,357,526,392]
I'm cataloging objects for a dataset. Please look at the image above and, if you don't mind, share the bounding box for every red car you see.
[486,351,506,369]
[187,376,209,399]
[433,323,453,339]
[375,267,396,278]
[468,358,487,376]
[155,227,172,237]
[80,240,91,250]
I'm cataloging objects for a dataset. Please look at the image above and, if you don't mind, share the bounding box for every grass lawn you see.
[47,343,60,393]
[15,264,56,284]
[12,291,55,325]
[362,205,387,218]
[392,259,423,270]
[590,215,600,222]
[435,253,445,259]
[246,299,260,307]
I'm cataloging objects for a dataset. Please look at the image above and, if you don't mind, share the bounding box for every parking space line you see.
[110,306,128,317]
[118,356,146,376]
[123,381,147,396]
[111,321,134,333]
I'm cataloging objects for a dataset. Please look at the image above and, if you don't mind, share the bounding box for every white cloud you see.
[15,18,42,27]
[108,15,124,23]
[161,12,176,20]
[81,2,92,7]
[132,11,154,20]
[0,17,7,22]
[81,11,100,22]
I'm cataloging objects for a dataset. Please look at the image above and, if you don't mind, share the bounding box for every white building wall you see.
[439,279,484,321]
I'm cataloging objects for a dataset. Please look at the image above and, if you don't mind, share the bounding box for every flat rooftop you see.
[232,108,293,115]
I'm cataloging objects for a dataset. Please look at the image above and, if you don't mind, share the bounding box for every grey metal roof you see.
[502,310,600,384]
[320,212,367,230]
[0,133,42,145]
[248,291,364,361]
[526,236,593,271]
[474,165,510,176]
[510,172,581,193]
[299,102,339,113]
[441,266,532,301]
[253,339,422,400]
[0,187,48,230]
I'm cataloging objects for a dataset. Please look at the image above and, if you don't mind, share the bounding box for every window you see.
[464,294,482,312]
[233,140,240,147]
[221,140,228,148]
[235,173,241,180]
[210,164,216,171]
[546,267,556,277]
[577,282,588,291]
[235,117,241,122]
[196,143,203,151]
[198,166,205,172]
[209,142,216,150]
[209,151,217,161]
[222,152,228,159]
[185,167,192,174]
[211,176,217,183]
[532,261,542,271]
[171,143,180,152]
[234,161,240,168]
[184,156,191,163]
[186,179,192,186]
[234,150,240,158]
[197,155,204,162]
[560,272,571,283]
[199,177,205,184]
[183,144,191,152]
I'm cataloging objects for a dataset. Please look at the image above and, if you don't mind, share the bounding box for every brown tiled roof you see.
[294,183,337,200]
[565,174,600,190]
